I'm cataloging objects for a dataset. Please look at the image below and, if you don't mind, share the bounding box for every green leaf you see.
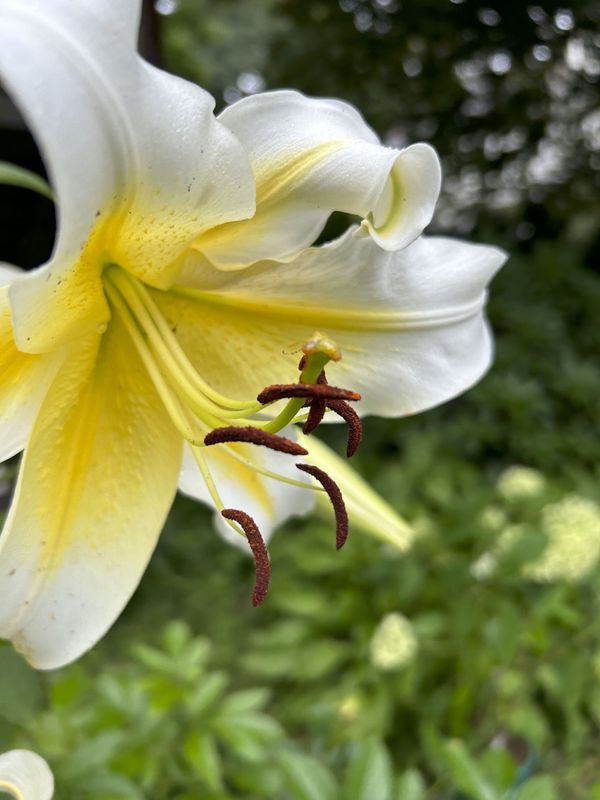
[0,645,43,724]
[212,725,265,764]
[277,750,338,800]
[60,732,124,781]
[344,738,394,800]
[79,770,145,799]
[0,161,53,200]
[184,732,223,791]
[517,776,558,800]
[211,709,281,763]
[439,740,499,800]
[218,687,270,715]
[479,749,517,794]
[187,672,228,716]
[215,710,282,741]
[396,768,426,800]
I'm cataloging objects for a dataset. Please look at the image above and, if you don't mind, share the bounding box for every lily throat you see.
[103,264,362,442]
[102,264,363,603]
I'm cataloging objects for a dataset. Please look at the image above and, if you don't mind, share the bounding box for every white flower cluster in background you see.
[496,465,547,501]
[525,495,600,583]
[369,612,418,671]
[471,471,600,584]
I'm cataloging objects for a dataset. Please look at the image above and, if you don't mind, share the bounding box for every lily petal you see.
[0,0,255,353]
[0,316,181,669]
[0,262,23,286]
[0,750,54,800]
[195,90,441,268]
[0,285,61,461]
[161,229,506,416]
[178,431,315,551]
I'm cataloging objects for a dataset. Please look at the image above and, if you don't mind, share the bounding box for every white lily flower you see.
[0,0,505,669]
[0,750,54,800]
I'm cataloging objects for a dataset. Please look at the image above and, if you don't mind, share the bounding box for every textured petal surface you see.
[195,91,440,268]
[178,429,315,551]
[0,316,181,669]
[0,750,54,800]
[163,229,506,417]
[0,287,61,461]
[0,0,255,353]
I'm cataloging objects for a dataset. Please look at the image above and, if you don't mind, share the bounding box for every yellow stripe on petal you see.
[8,219,110,354]
[151,287,306,403]
[0,315,182,670]
[0,288,60,460]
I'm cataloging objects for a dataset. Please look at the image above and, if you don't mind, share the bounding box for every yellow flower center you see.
[101,266,361,539]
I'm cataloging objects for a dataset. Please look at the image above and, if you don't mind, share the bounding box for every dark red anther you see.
[302,398,327,435]
[257,383,361,405]
[301,368,328,434]
[221,508,270,606]
[296,463,349,550]
[326,400,363,458]
[205,426,308,456]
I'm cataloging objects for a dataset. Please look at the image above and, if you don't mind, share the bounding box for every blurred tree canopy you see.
[162,0,600,252]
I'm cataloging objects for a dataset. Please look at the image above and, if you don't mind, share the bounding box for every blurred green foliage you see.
[1,0,600,798]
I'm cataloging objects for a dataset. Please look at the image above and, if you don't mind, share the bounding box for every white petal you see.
[0,287,61,462]
[0,750,54,800]
[0,317,181,670]
[178,430,315,551]
[195,90,440,268]
[0,262,23,286]
[171,228,506,416]
[0,0,255,352]
[364,142,442,250]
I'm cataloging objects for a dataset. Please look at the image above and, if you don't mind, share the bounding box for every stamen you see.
[257,383,361,405]
[205,426,308,455]
[105,282,204,445]
[326,400,363,457]
[296,463,349,550]
[302,398,327,435]
[113,268,261,414]
[221,508,270,606]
